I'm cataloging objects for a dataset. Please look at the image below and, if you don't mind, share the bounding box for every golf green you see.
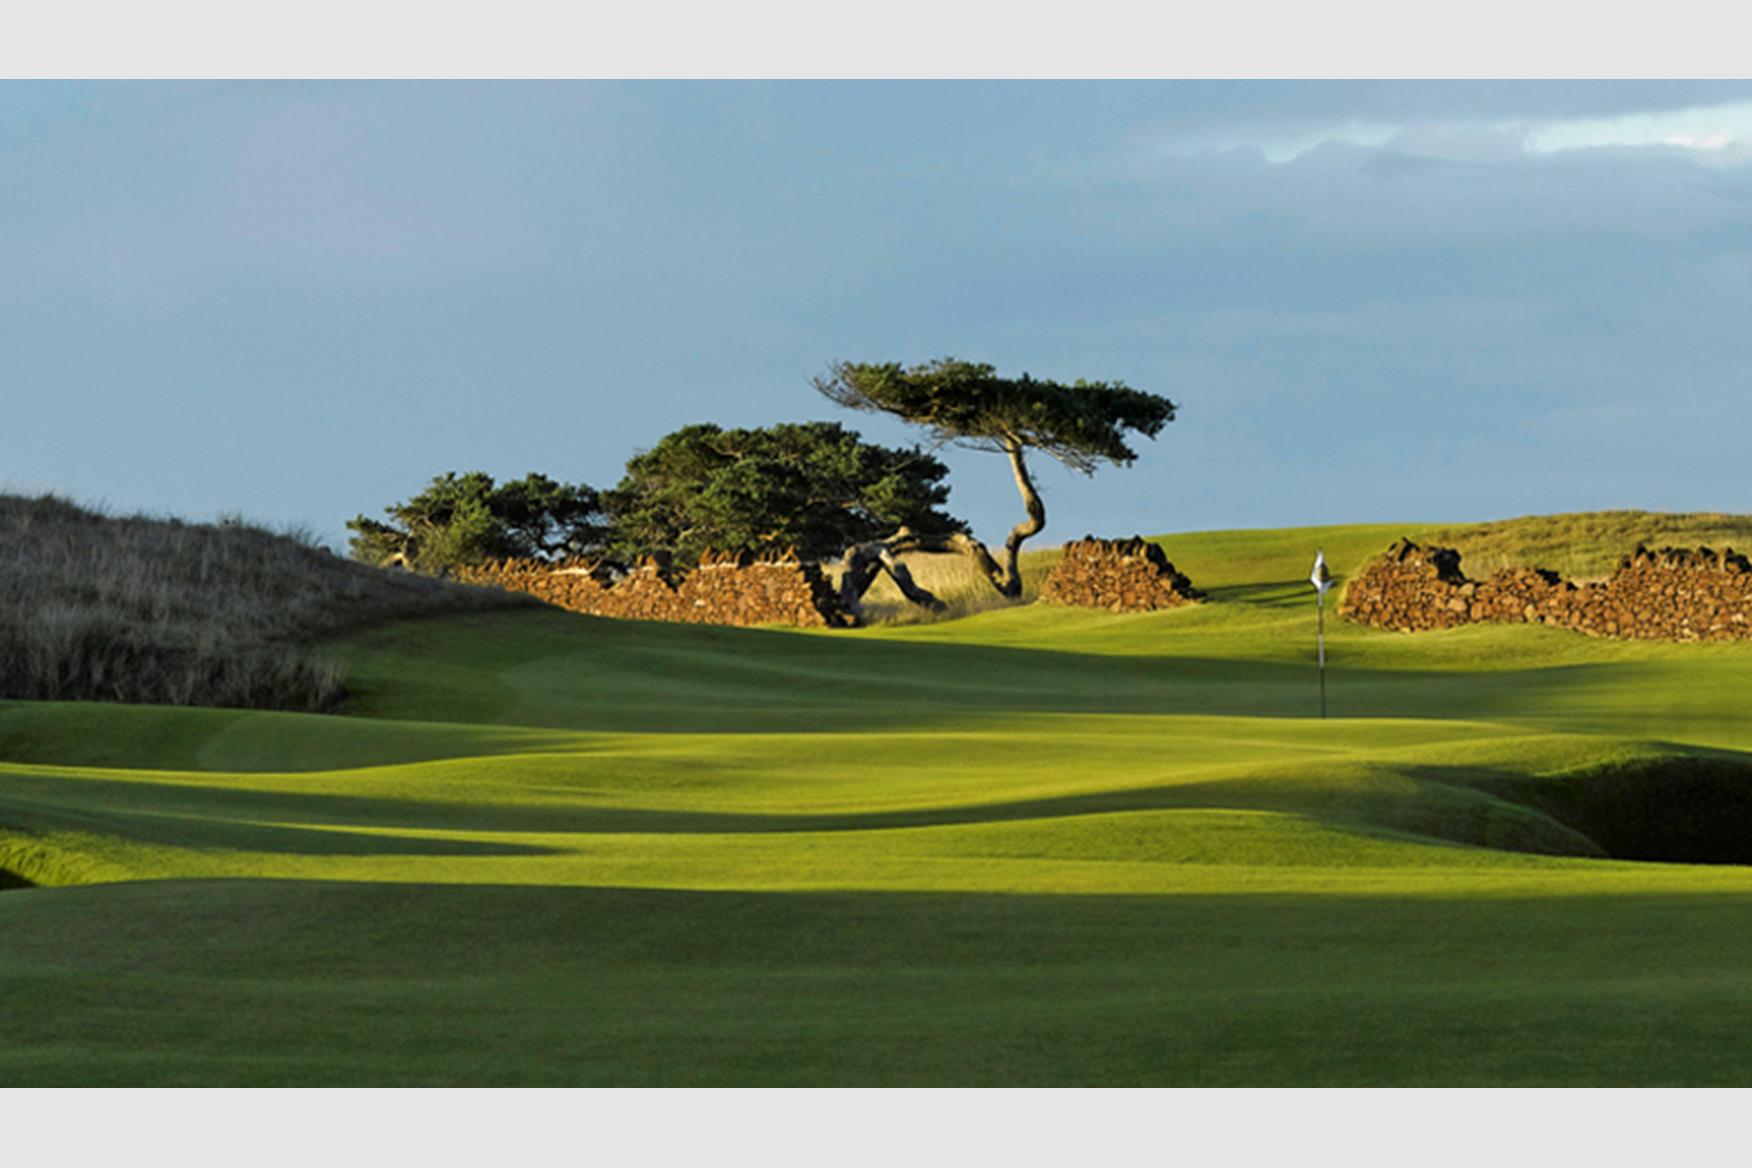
[5,522,1752,1085]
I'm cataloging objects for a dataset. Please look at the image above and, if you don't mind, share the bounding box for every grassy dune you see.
[4,514,1752,1084]
[0,494,527,711]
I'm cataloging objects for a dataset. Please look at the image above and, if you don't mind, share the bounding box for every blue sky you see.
[5,80,1752,549]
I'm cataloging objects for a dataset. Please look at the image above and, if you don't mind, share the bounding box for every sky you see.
[4,80,1752,551]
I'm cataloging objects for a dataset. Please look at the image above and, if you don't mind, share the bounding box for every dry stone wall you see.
[1341,538,1752,641]
[1038,536,1206,612]
[455,551,854,628]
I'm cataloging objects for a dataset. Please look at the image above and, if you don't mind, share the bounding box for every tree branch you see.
[835,526,1017,620]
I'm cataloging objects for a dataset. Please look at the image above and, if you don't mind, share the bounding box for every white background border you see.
[3,0,1748,77]
[11,1087,1741,1165]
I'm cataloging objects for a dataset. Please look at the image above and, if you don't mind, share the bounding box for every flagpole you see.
[1310,549,1331,720]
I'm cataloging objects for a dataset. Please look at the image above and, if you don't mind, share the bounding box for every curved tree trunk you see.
[837,536,949,621]
[834,439,1048,618]
[997,437,1046,599]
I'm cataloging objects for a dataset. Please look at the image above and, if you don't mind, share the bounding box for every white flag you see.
[1311,549,1332,596]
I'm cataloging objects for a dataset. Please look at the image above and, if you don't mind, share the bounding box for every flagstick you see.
[1310,549,1332,720]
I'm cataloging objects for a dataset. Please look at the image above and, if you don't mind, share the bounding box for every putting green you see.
[5,522,1752,1085]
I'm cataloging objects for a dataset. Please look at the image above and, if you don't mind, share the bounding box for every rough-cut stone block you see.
[454,552,854,629]
[1339,539,1752,642]
[1038,535,1205,613]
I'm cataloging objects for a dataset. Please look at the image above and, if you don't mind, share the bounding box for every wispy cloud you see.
[1145,99,1752,167]
[1521,100,1752,161]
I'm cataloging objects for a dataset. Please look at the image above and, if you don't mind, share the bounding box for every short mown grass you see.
[5,509,1752,1084]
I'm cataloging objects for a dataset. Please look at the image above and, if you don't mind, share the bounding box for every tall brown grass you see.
[0,494,529,712]
[830,550,1059,626]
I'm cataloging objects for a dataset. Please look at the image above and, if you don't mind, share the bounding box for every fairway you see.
[6,522,1752,1085]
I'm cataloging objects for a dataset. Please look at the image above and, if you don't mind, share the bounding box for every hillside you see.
[1421,511,1752,580]
[4,511,1752,1084]
[855,509,1752,621]
[0,494,528,712]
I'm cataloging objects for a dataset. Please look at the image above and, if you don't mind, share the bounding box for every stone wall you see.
[1038,536,1206,612]
[1341,538,1752,641]
[455,550,854,628]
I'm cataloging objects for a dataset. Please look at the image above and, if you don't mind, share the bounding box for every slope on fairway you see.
[4,517,1752,1085]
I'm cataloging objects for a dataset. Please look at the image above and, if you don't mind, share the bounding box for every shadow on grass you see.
[1417,753,1752,866]
[11,876,1752,978]
[10,750,1751,867]
[343,607,1698,734]
[12,879,1752,1084]
[1200,578,1326,608]
[0,783,558,858]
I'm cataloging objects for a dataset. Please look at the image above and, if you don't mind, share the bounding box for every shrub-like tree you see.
[604,421,964,569]
[348,472,603,573]
[815,358,1177,599]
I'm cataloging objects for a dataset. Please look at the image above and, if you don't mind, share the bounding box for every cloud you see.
[1137,96,1752,168]
[1142,118,1402,164]
[1521,100,1752,164]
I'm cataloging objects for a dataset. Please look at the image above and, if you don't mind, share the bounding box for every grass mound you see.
[10,509,1752,1083]
[1466,752,1752,865]
[0,494,529,712]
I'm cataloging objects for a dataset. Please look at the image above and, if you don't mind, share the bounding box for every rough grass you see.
[1419,510,1752,580]
[0,494,529,712]
[840,551,1056,625]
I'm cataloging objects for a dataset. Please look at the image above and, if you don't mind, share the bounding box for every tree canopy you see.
[814,358,1175,473]
[350,423,964,585]
[815,358,1177,597]
[346,363,1170,617]
[347,471,603,573]
[604,421,963,566]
